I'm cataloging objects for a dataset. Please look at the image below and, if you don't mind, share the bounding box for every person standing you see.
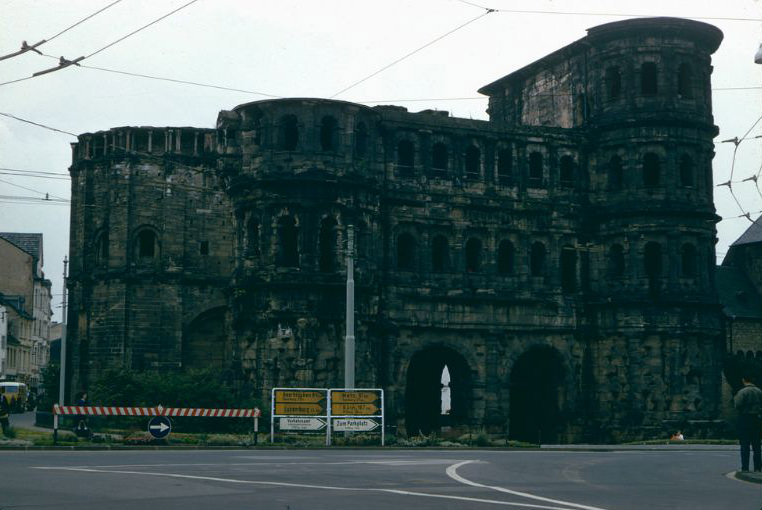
[733,374,762,472]
[0,394,10,436]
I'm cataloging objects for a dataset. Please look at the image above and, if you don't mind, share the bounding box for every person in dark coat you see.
[0,394,10,436]
[734,375,762,472]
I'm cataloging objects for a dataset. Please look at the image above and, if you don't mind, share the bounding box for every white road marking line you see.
[33,459,455,469]
[31,466,593,509]
[446,460,612,510]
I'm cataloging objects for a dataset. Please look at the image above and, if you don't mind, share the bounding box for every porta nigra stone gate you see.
[66,17,726,442]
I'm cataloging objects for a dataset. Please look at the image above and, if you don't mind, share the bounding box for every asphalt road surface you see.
[1,447,759,510]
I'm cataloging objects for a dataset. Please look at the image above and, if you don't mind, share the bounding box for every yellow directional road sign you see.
[331,402,380,415]
[331,391,379,403]
[274,390,325,403]
[275,403,324,415]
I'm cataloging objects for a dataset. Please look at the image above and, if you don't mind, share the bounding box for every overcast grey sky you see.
[1,0,761,322]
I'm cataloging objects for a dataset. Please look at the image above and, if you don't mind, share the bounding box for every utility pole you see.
[58,256,67,405]
[344,226,355,389]
[54,256,67,444]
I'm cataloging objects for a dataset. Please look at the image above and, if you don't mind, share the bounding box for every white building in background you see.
[0,304,7,376]
[0,233,53,388]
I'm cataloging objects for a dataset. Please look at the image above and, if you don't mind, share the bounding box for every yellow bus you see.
[0,382,28,413]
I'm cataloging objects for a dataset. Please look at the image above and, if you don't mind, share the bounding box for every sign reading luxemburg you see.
[274,403,324,415]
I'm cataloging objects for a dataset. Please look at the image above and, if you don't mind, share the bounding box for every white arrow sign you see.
[150,422,170,433]
[280,417,326,431]
[332,418,380,432]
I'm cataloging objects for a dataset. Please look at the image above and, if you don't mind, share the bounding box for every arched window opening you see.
[559,155,575,187]
[678,63,693,98]
[431,235,449,272]
[644,242,662,279]
[137,230,157,259]
[134,131,150,153]
[497,240,514,275]
[608,244,625,278]
[320,116,337,151]
[530,242,546,277]
[440,365,451,416]
[680,155,694,187]
[529,152,543,185]
[608,155,623,191]
[397,232,416,270]
[465,146,480,179]
[95,231,109,267]
[465,238,482,272]
[397,140,414,176]
[319,216,338,272]
[497,148,512,183]
[355,122,368,157]
[641,62,658,95]
[277,215,299,267]
[605,66,622,100]
[561,246,577,293]
[279,115,299,151]
[432,143,448,175]
[643,152,660,187]
[246,217,260,257]
[681,243,697,278]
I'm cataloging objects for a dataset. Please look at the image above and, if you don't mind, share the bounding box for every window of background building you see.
[680,155,694,187]
[677,63,693,98]
[319,216,338,272]
[497,148,512,183]
[277,215,299,267]
[320,116,337,151]
[560,155,575,188]
[397,140,415,176]
[465,146,481,179]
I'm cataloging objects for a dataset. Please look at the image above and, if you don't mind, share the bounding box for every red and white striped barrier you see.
[53,404,260,418]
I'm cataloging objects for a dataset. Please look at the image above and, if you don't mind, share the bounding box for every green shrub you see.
[88,368,262,433]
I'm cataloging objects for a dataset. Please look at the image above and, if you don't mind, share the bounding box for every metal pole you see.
[344,226,355,390]
[58,257,68,406]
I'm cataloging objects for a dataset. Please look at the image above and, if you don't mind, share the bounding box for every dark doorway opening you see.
[405,346,471,436]
[183,307,227,370]
[509,345,565,443]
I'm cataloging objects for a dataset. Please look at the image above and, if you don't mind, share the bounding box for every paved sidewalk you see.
[9,410,51,432]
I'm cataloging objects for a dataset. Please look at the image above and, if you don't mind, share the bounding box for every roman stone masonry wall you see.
[67,126,235,393]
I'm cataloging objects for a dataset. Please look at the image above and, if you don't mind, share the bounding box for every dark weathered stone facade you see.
[67,17,727,442]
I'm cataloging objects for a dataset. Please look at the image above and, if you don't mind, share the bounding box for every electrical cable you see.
[0,0,126,62]
[0,178,69,201]
[85,0,200,60]
[330,9,495,99]
[0,112,77,137]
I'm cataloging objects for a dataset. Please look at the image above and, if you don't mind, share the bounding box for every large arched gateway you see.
[405,346,472,436]
[509,345,566,444]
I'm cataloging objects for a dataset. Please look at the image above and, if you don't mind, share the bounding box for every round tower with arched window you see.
[215,98,384,392]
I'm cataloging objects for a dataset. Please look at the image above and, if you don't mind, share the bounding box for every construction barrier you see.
[52,404,262,444]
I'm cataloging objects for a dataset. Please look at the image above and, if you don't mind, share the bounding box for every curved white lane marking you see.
[33,466,590,509]
[446,460,611,510]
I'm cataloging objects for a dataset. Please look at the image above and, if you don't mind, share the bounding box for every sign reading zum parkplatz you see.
[333,418,380,432]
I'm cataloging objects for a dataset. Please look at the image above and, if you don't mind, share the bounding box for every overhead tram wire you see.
[0,112,77,137]
[0,178,69,201]
[1,0,201,85]
[329,9,496,99]
[452,0,762,22]
[0,0,126,62]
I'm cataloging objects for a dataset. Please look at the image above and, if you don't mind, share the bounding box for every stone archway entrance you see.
[405,345,471,436]
[183,307,227,370]
[509,345,565,443]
